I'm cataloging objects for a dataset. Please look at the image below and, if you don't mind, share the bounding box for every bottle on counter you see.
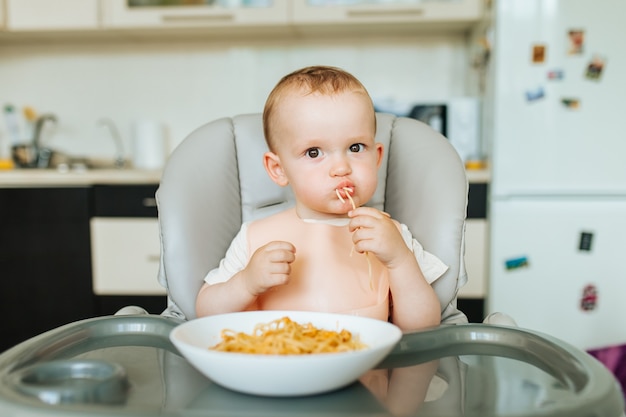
[0,105,16,170]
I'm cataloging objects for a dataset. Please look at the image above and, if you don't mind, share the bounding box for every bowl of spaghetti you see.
[169,310,402,396]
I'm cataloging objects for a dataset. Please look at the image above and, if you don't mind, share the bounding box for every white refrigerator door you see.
[490,0,626,197]
[488,197,626,350]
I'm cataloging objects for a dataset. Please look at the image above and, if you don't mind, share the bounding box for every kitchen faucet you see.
[97,118,126,169]
[32,113,58,168]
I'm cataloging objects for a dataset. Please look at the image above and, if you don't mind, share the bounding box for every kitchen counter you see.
[0,168,162,186]
[465,168,490,183]
[0,168,489,187]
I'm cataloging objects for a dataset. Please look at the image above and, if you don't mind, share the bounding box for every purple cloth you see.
[588,344,626,401]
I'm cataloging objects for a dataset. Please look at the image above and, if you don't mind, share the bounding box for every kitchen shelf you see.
[0,0,486,42]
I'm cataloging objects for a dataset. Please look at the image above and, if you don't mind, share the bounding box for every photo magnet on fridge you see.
[548,69,564,80]
[561,98,580,109]
[567,29,585,55]
[585,55,606,80]
[525,86,545,102]
[580,284,598,311]
[531,44,546,63]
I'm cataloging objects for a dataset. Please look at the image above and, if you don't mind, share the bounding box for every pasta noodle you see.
[210,316,367,355]
[337,187,374,290]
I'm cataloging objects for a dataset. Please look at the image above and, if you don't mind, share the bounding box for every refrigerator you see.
[486,0,626,351]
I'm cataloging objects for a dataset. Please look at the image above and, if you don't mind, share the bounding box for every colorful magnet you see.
[548,69,564,80]
[532,44,547,64]
[580,284,598,311]
[585,55,606,80]
[505,256,529,270]
[561,98,580,109]
[525,86,545,102]
[568,29,585,55]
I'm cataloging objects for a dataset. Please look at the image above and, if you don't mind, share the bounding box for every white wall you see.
[0,35,470,160]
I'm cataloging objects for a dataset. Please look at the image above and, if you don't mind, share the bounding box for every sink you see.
[12,145,129,171]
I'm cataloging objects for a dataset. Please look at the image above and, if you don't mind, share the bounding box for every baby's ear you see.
[263,152,289,186]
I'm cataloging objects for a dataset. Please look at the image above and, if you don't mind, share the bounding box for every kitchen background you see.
[0,20,479,161]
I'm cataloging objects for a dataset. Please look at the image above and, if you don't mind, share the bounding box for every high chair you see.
[155,112,470,323]
[0,113,622,416]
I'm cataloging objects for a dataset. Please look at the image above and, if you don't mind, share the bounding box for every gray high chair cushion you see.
[156,113,469,324]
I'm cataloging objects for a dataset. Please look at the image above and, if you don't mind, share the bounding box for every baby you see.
[195,65,445,331]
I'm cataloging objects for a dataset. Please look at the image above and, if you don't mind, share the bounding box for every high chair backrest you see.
[156,113,469,323]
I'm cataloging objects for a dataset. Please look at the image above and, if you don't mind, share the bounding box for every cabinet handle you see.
[142,197,157,208]
[346,8,424,18]
[161,14,234,23]
[147,254,160,263]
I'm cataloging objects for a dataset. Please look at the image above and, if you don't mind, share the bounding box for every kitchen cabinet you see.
[4,0,100,31]
[91,184,167,316]
[0,0,484,40]
[292,0,484,33]
[101,0,289,29]
[0,187,94,352]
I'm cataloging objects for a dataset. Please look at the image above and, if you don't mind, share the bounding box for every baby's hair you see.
[262,65,375,151]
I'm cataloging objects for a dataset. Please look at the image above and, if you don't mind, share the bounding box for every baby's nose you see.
[329,155,352,176]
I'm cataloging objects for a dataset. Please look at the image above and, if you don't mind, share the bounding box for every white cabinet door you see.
[5,0,100,31]
[459,219,488,298]
[102,0,289,28]
[292,0,483,25]
[90,218,166,296]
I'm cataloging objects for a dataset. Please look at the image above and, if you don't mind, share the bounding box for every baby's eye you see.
[306,148,321,158]
[349,143,365,153]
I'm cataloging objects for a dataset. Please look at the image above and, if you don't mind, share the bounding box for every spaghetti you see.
[210,316,367,355]
[337,187,374,290]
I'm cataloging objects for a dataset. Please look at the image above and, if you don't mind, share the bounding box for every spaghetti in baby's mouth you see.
[335,187,355,207]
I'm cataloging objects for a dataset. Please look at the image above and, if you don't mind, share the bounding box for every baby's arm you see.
[348,207,441,331]
[195,239,295,317]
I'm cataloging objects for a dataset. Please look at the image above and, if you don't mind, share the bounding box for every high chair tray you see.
[0,315,622,417]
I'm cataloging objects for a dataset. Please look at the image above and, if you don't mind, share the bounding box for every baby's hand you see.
[243,241,296,296]
[348,207,412,270]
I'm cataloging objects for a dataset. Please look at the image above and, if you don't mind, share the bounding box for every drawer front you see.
[458,218,487,299]
[93,185,159,217]
[90,218,165,295]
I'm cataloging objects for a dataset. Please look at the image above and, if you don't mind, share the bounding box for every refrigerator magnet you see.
[525,86,545,102]
[548,69,564,80]
[578,231,593,251]
[585,55,606,80]
[531,44,546,64]
[561,98,580,109]
[505,256,529,271]
[567,29,585,55]
[580,284,598,312]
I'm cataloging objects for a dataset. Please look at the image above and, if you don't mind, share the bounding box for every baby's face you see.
[270,90,381,220]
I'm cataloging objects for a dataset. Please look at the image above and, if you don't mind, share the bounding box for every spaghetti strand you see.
[342,187,374,290]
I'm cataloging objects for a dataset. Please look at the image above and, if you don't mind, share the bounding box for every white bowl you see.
[169,310,402,397]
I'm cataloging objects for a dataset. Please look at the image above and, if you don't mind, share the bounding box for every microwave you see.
[378,97,482,164]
